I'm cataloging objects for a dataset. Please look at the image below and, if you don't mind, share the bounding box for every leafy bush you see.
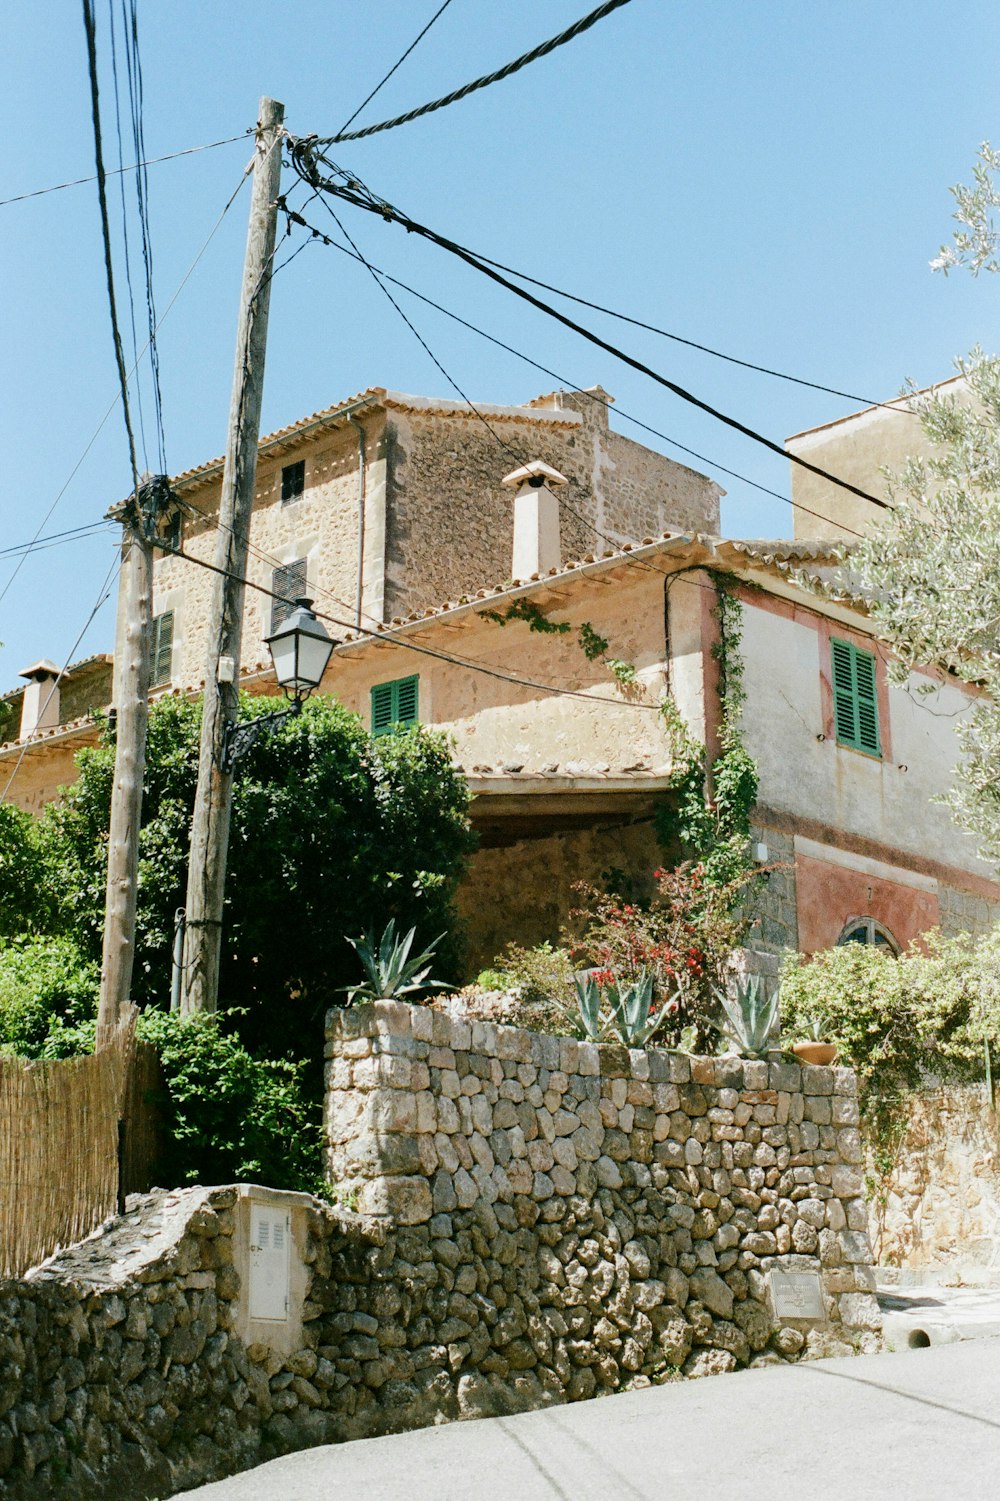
[0,935,99,1056]
[569,863,759,1050]
[0,804,50,937]
[38,1006,323,1194]
[18,694,475,1061]
[137,1011,324,1194]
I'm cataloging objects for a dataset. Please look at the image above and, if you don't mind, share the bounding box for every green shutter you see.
[830,638,880,756]
[152,611,173,687]
[371,675,419,736]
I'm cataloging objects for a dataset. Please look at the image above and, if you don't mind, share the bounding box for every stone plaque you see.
[769,1269,825,1322]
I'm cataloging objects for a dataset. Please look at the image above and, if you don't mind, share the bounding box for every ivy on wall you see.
[656,576,759,889]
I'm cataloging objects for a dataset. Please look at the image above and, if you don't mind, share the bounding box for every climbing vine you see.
[656,577,759,890]
[480,603,638,689]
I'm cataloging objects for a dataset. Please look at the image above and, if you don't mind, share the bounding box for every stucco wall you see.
[785,377,966,541]
[739,591,995,889]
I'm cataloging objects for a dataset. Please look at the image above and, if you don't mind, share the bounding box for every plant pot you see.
[792,1040,838,1066]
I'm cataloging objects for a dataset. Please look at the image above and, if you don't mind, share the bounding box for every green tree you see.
[21,693,475,1059]
[0,803,50,936]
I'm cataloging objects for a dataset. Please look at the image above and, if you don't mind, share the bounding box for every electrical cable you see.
[107,0,150,470]
[316,0,634,144]
[155,538,662,713]
[289,155,893,513]
[336,0,456,138]
[0,163,251,610]
[283,206,870,544]
[0,522,116,561]
[81,0,140,499]
[0,131,253,210]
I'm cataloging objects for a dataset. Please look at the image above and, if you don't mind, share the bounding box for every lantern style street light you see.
[220,597,336,772]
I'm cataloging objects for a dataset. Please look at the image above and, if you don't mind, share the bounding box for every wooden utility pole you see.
[96,479,167,1049]
[180,96,284,1014]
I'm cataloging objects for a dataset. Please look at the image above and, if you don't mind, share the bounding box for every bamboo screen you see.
[0,1008,136,1279]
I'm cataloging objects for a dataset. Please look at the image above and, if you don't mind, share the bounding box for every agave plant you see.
[606,969,673,1048]
[574,971,605,1041]
[715,974,779,1058]
[342,920,446,1005]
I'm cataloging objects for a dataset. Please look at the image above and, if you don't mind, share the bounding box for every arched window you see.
[837,917,900,955]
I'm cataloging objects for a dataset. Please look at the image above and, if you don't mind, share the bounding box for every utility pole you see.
[180,96,284,1014]
[96,476,171,1049]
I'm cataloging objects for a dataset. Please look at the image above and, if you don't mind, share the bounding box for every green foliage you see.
[779,934,1000,1181]
[342,920,445,1004]
[606,658,638,687]
[0,934,99,1056]
[570,864,757,1051]
[468,942,576,1033]
[16,694,475,1060]
[479,599,571,635]
[0,803,50,936]
[603,969,670,1047]
[577,621,609,661]
[716,974,779,1058]
[574,970,603,1040]
[136,1011,324,1194]
[656,579,760,889]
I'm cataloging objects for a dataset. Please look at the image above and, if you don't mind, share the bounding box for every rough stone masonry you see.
[0,1003,880,1499]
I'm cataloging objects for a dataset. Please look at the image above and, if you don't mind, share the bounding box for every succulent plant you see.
[715,974,779,1058]
[342,920,446,1005]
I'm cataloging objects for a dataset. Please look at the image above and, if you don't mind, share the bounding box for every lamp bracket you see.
[220,697,302,774]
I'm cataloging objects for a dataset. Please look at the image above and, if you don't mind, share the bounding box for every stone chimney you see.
[502,461,567,581]
[18,660,62,740]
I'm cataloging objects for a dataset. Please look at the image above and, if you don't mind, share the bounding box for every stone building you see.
[3,378,998,971]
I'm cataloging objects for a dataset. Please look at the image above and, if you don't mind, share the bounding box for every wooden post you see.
[95,501,156,1049]
[181,96,284,1014]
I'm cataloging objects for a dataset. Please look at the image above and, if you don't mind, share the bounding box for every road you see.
[191,1339,1000,1501]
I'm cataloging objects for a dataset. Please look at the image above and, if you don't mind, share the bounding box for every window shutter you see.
[371,681,395,736]
[396,675,418,725]
[152,611,173,686]
[271,559,307,631]
[371,676,419,736]
[830,638,880,756]
[853,648,880,755]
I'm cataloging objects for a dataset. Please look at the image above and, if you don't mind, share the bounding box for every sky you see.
[2,0,1000,688]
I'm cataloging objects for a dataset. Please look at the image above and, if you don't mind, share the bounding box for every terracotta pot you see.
[792,1040,838,1066]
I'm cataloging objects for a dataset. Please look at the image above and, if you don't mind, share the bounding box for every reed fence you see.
[0,1007,158,1279]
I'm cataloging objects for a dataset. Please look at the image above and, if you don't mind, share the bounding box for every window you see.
[371,675,419,736]
[271,559,306,632]
[830,638,880,756]
[157,510,181,552]
[281,460,305,504]
[151,610,174,687]
[837,918,899,955]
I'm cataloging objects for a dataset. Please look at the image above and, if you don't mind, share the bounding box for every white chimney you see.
[502,460,567,581]
[18,660,62,740]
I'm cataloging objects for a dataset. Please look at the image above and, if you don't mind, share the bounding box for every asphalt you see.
[189,1338,1000,1501]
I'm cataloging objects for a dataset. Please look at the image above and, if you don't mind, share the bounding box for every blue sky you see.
[2,0,1000,687]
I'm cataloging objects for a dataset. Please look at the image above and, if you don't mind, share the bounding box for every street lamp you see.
[220,597,336,772]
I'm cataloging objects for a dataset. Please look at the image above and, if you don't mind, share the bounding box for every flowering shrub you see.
[569,863,759,1050]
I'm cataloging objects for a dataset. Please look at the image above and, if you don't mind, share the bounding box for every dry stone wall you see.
[0,1006,880,1500]
[325,1002,881,1390]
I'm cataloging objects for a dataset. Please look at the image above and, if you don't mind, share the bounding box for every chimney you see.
[18,660,62,740]
[502,461,567,581]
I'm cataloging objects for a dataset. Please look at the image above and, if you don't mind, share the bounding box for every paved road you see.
[191,1340,1000,1501]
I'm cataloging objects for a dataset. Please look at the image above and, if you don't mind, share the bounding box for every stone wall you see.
[938,883,1000,941]
[0,1005,881,1499]
[874,1086,1000,1275]
[325,1003,880,1387]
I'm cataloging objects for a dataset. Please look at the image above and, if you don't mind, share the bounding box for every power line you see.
[407,243,915,417]
[0,163,251,611]
[289,156,894,514]
[316,0,635,144]
[337,0,456,138]
[156,538,662,713]
[283,206,870,544]
[0,131,253,210]
[81,0,140,499]
[0,522,116,561]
